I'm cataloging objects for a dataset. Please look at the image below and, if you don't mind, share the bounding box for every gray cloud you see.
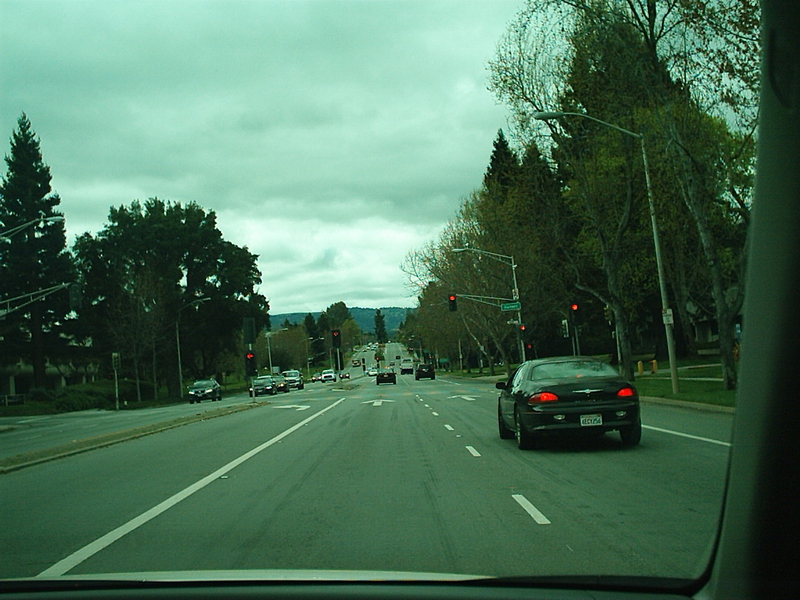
[1,0,521,313]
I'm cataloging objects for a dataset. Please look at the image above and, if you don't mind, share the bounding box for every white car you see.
[320,369,337,383]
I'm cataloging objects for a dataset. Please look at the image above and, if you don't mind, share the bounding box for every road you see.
[0,344,732,581]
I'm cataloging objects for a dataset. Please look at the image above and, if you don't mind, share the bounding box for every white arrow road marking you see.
[448,395,476,401]
[274,405,311,411]
[361,400,395,406]
[512,494,551,525]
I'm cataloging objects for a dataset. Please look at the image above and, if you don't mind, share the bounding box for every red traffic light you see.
[571,303,579,311]
[246,352,255,359]
[448,294,457,311]
[519,324,526,331]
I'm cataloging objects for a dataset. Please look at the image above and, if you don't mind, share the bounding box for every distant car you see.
[376,368,397,385]
[320,369,337,383]
[352,359,360,367]
[282,369,304,390]
[250,375,277,397]
[414,363,435,380]
[188,379,222,403]
[400,359,414,375]
[339,372,350,379]
[271,374,290,393]
[496,356,641,449]
[367,366,378,376]
[311,372,322,383]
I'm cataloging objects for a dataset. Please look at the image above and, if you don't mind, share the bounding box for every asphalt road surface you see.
[0,353,732,581]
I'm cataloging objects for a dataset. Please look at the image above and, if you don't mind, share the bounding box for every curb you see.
[640,395,735,414]
[0,401,268,475]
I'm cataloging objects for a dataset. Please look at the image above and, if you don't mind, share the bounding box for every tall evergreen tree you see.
[374,309,388,343]
[483,129,519,200]
[0,113,74,389]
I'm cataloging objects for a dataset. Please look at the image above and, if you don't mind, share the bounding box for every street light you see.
[176,297,210,399]
[265,328,289,373]
[453,247,527,364]
[533,110,680,393]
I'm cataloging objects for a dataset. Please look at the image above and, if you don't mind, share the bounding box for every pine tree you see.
[374,309,388,343]
[0,113,74,389]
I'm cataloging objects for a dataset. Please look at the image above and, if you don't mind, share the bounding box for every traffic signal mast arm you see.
[0,282,71,317]
[451,293,518,308]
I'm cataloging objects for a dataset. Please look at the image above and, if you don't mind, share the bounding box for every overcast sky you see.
[1,0,522,315]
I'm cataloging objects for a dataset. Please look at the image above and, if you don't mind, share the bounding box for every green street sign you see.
[501,301,521,311]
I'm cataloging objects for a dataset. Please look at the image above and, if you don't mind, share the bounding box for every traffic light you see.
[571,303,579,312]
[448,294,457,311]
[245,352,257,377]
[561,318,569,338]
[332,329,341,348]
[519,323,527,332]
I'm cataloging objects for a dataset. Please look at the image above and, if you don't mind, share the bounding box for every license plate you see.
[580,414,603,426]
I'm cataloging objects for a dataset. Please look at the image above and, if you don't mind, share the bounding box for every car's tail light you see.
[617,387,636,397]
[528,391,559,404]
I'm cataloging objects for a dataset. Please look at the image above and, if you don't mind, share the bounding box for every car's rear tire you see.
[515,407,536,449]
[620,419,642,446]
[499,404,515,439]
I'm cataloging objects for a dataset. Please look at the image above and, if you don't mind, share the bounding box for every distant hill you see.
[271,307,413,335]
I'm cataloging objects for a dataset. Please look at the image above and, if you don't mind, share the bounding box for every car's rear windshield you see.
[530,361,619,380]
[192,380,214,386]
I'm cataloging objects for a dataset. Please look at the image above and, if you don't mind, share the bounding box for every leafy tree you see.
[323,301,352,329]
[74,198,267,395]
[0,114,75,389]
[340,317,361,351]
[487,0,758,387]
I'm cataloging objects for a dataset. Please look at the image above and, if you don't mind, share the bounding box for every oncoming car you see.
[496,356,640,449]
[271,374,290,393]
[281,370,304,390]
[250,375,277,397]
[187,379,222,403]
[320,369,336,383]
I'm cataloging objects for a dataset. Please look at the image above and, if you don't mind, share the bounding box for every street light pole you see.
[453,247,527,365]
[176,297,210,399]
[533,111,680,393]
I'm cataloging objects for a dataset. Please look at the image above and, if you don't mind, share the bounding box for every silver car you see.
[281,370,304,390]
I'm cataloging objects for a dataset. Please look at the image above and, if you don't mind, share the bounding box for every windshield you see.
[0,0,749,589]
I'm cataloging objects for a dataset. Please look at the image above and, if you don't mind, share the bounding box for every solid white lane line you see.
[37,397,347,578]
[643,425,731,447]
[512,494,551,525]
[466,446,481,457]
[444,424,454,431]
